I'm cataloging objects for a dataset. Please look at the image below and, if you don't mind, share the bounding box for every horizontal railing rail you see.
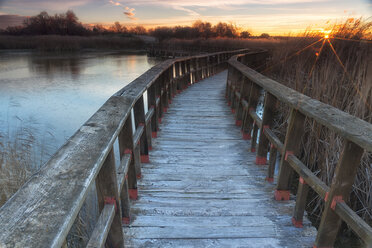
[0,49,268,248]
[227,53,372,247]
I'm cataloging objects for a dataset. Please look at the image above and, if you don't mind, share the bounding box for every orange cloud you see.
[124,6,137,20]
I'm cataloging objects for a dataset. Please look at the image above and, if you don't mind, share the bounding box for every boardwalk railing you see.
[227,53,372,247]
[0,49,268,248]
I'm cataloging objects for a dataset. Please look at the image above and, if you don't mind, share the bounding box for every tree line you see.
[1,11,271,40]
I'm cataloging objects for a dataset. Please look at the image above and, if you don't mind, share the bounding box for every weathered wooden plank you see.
[249,109,263,128]
[0,96,132,247]
[264,128,284,154]
[286,155,329,199]
[124,238,313,248]
[125,71,316,247]
[117,153,131,193]
[257,93,277,164]
[95,148,124,247]
[124,226,278,239]
[315,141,364,247]
[132,125,144,148]
[334,202,372,245]
[86,204,116,248]
[229,57,372,152]
[276,109,306,196]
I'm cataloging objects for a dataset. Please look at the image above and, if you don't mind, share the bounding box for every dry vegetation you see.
[261,18,372,244]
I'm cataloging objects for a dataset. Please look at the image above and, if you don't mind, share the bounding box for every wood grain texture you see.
[124,71,316,247]
[86,204,115,248]
[229,57,372,152]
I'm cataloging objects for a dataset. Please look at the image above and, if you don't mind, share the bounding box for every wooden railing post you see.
[266,145,278,182]
[256,93,277,165]
[148,84,158,138]
[251,122,259,153]
[235,77,249,127]
[161,73,169,113]
[171,64,177,97]
[118,115,135,223]
[95,148,124,248]
[196,58,202,82]
[314,140,364,247]
[134,96,150,167]
[228,68,239,108]
[292,176,310,228]
[118,113,138,201]
[231,71,242,115]
[226,64,233,100]
[187,60,193,86]
[275,108,306,201]
[155,77,163,125]
[191,58,196,84]
[181,61,187,90]
[242,83,260,140]
[166,68,173,106]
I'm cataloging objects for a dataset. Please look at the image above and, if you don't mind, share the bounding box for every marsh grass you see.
[0,117,58,206]
[263,19,372,245]
[0,121,97,247]
[160,37,284,53]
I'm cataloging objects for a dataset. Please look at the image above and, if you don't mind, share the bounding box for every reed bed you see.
[263,19,372,245]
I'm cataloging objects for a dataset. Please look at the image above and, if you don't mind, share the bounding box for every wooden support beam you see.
[86,204,116,248]
[147,84,158,138]
[235,77,249,127]
[95,149,124,248]
[242,83,261,140]
[275,109,306,200]
[263,128,284,154]
[266,144,277,183]
[134,96,150,164]
[314,141,364,247]
[118,114,138,200]
[292,177,310,228]
[256,93,277,165]
[286,155,329,199]
[251,122,259,153]
[334,202,372,245]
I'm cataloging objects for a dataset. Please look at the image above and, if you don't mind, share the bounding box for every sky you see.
[0,0,371,35]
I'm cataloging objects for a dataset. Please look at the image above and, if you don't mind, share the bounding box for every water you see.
[0,51,161,166]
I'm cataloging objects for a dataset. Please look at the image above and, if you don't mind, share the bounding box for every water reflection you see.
[0,51,161,167]
[28,54,85,80]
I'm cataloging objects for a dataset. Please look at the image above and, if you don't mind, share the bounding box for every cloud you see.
[121,0,327,7]
[1,0,94,11]
[124,6,137,20]
[108,1,137,20]
[109,0,123,7]
[172,6,199,16]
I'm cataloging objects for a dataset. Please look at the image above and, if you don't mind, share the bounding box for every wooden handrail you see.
[227,52,372,247]
[0,49,258,247]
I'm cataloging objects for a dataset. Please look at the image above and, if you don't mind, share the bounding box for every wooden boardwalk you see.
[123,71,317,247]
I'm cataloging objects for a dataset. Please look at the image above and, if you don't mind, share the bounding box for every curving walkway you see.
[123,71,316,247]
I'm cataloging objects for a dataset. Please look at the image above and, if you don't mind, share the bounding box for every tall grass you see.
[159,37,284,53]
[0,119,56,206]
[0,122,97,247]
[263,18,372,245]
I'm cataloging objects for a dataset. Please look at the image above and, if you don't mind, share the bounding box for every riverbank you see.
[0,35,148,52]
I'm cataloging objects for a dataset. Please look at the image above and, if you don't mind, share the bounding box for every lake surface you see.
[0,51,161,167]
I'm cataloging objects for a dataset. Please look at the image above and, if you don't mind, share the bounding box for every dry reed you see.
[264,18,372,245]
